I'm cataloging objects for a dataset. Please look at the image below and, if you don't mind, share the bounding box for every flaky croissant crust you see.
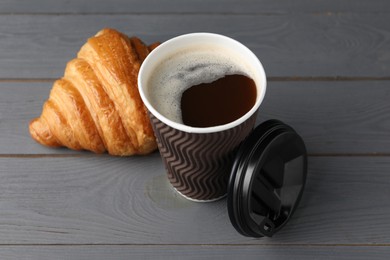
[29,28,159,156]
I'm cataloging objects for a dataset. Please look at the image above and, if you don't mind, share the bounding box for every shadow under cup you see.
[138,33,267,201]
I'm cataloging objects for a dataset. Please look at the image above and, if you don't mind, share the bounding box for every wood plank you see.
[0,0,388,14]
[0,156,389,244]
[0,245,389,259]
[1,81,390,155]
[259,80,390,154]
[0,14,389,78]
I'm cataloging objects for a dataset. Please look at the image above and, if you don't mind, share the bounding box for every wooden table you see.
[1,0,389,259]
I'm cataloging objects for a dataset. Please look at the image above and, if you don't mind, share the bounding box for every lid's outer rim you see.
[228,120,285,237]
[228,120,308,238]
[228,120,288,237]
[243,126,294,237]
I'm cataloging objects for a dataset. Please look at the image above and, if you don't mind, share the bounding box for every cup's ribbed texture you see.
[149,113,257,201]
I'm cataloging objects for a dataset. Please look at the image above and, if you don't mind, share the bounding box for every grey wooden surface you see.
[0,0,389,259]
[1,14,389,78]
[0,156,389,244]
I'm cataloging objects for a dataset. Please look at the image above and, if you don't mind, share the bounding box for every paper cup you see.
[138,33,267,201]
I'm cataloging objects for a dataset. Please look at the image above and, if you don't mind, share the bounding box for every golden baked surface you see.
[29,28,158,156]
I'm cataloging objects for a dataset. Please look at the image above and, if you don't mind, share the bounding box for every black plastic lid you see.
[227,119,307,237]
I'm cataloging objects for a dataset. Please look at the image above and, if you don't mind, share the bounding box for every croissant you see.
[29,28,159,156]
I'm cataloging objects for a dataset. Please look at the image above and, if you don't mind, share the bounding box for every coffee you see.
[181,74,256,127]
[146,44,258,126]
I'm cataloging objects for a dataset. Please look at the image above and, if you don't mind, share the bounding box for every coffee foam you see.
[146,45,254,124]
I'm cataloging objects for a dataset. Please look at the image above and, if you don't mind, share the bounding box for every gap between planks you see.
[1,153,390,158]
[0,12,387,16]
[1,77,390,83]
[0,243,388,247]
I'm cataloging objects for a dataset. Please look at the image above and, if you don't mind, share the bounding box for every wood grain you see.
[2,81,389,155]
[0,245,389,260]
[0,0,388,14]
[0,14,389,78]
[0,0,389,258]
[0,156,389,244]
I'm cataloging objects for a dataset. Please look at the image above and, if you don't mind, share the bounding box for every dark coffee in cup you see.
[146,44,259,128]
[181,74,257,127]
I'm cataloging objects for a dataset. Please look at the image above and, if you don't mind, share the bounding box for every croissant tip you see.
[29,118,61,148]
[148,42,160,52]
[29,117,39,134]
[29,118,43,144]
[95,28,120,37]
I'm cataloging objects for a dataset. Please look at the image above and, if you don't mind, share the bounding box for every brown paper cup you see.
[149,112,257,201]
[138,33,267,201]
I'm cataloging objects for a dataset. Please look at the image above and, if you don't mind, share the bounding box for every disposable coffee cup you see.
[139,33,266,201]
[139,33,308,237]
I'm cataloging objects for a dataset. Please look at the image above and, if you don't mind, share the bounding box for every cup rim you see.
[138,32,267,134]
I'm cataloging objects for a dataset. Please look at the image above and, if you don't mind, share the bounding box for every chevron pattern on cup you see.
[149,113,257,201]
